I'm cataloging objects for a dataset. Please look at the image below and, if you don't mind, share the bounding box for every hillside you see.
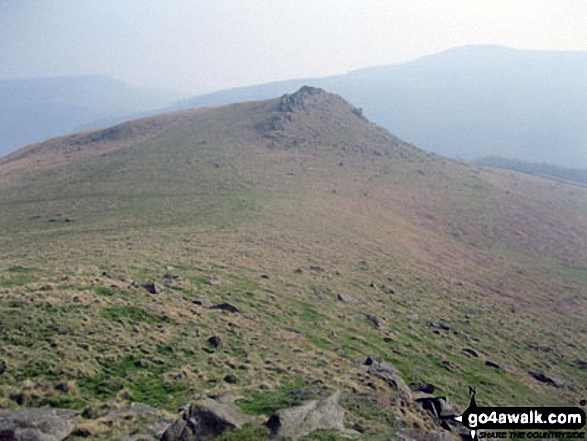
[0,75,180,157]
[173,45,587,168]
[0,87,586,440]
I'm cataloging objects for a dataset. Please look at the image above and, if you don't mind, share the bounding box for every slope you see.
[173,45,587,168]
[0,87,585,440]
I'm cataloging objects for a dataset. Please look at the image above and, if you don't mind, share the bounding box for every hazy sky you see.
[2,0,587,95]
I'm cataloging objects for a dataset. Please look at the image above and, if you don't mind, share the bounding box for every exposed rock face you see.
[266,390,354,440]
[0,407,79,441]
[160,395,249,441]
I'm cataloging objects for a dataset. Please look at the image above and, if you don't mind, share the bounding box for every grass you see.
[0,90,585,439]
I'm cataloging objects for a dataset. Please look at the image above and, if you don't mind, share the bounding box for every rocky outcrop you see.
[0,407,79,441]
[266,390,357,440]
[160,395,249,441]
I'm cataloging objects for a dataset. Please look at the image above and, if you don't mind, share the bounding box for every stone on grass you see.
[161,395,249,441]
[266,390,355,440]
[0,407,79,441]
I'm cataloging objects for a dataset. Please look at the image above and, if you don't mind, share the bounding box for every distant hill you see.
[173,45,587,168]
[473,156,587,186]
[0,87,585,439]
[0,75,180,156]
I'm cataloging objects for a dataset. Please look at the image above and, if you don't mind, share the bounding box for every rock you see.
[164,274,179,280]
[337,293,353,303]
[124,436,156,441]
[410,382,436,394]
[366,360,411,398]
[0,360,5,375]
[462,348,478,357]
[142,282,164,294]
[427,321,450,331]
[415,394,462,432]
[193,298,211,308]
[209,303,240,314]
[528,371,564,388]
[39,284,53,292]
[406,314,419,322]
[485,360,503,370]
[208,336,223,348]
[575,359,587,369]
[223,374,237,384]
[366,315,380,327]
[161,396,249,441]
[266,390,347,440]
[260,274,270,279]
[0,407,79,441]
[397,428,455,441]
[308,265,324,272]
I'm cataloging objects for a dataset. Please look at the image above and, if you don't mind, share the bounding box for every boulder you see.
[142,282,164,294]
[484,360,503,370]
[337,293,353,303]
[266,390,351,440]
[209,303,239,314]
[365,360,412,398]
[409,382,436,394]
[160,395,249,441]
[0,407,79,441]
[207,336,223,349]
[528,371,564,388]
[462,348,478,358]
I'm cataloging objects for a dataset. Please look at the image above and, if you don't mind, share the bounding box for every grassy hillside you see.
[0,87,585,440]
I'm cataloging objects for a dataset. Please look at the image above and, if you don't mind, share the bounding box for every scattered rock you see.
[337,293,353,303]
[266,390,355,440]
[410,382,436,394]
[308,265,324,272]
[164,274,179,280]
[208,336,223,348]
[528,371,564,388]
[365,359,411,398]
[210,303,240,314]
[293,268,303,274]
[485,360,503,370]
[223,374,238,384]
[39,284,53,292]
[161,395,250,441]
[427,321,450,331]
[462,348,478,358]
[0,360,5,375]
[415,394,460,429]
[406,314,419,322]
[366,315,380,327]
[142,282,164,294]
[65,218,73,223]
[575,359,587,369]
[193,298,211,308]
[0,407,79,441]
[260,274,270,279]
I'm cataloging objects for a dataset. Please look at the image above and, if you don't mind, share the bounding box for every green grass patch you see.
[100,305,163,325]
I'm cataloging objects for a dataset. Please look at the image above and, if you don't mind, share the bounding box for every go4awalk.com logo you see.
[455,388,586,439]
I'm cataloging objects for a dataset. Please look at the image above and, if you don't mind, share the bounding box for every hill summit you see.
[0,87,585,440]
